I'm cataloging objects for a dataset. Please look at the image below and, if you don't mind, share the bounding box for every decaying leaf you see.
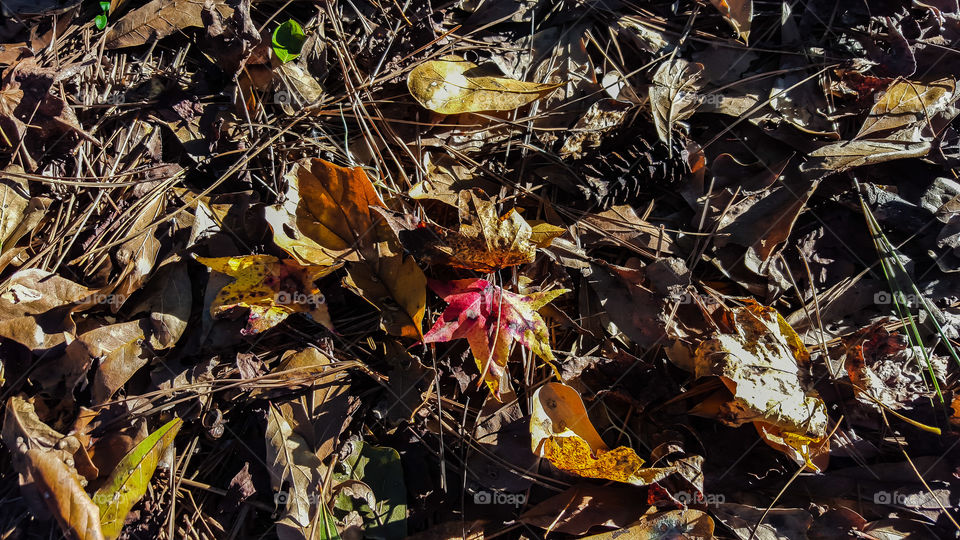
[530,383,675,486]
[801,140,930,176]
[94,417,182,539]
[404,191,560,272]
[423,279,567,398]
[0,268,93,352]
[0,166,30,250]
[102,191,165,313]
[650,58,704,151]
[709,0,753,43]
[408,55,560,114]
[688,301,830,470]
[105,0,232,49]
[197,254,335,335]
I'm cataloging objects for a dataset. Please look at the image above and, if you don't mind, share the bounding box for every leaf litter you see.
[0,0,960,538]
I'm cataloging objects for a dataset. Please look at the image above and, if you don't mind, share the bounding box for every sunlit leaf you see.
[408,55,560,114]
[530,383,675,486]
[650,58,705,152]
[94,418,183,539]
[423,279,567,398]
[273,20,306,63]
[332,440,407,539]
[197,254,335,335]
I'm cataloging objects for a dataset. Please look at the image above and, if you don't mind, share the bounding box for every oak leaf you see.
[197,255,335,335]
[423,279,566,398]
[408,56,560,114]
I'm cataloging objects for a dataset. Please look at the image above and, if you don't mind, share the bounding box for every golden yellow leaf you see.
[407,56,560,114]
[857,78,957,140]
[197,255,335,335]
[528,220,566,248]
[530,383,674,486]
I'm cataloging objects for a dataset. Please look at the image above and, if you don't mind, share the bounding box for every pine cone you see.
[570,126,688,209]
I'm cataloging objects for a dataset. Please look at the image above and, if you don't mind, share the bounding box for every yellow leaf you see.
[530,383,674,486]
[407,56,560,114]
[197,255,335,335]
[528,220,566,248]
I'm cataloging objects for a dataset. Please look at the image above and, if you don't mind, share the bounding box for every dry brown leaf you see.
[81,320,152,405]
[407,55,560,114]
[801,139,930,175]
[274,62,324,115]
[650,58,705,151]
[265,402,324,528]
[25,448,104,540]
[688,301,830,470]
[580,509,714,540]
[0,165,30,249]
[858,78,958,140]
[0,269,93,352]
[103,191,165,313]
[530,382,675,486]
[128,256,191,349]
[105,0,232,49]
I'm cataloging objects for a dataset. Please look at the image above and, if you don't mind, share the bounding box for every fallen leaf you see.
[423,279,567,398]
[25,448,104,540]
[402,191,544,272]
[331,440,407,540]
[650,58,705,151]
[94,417,182,539]
[84,320,152,405]
[0,268,93,352]
[265,402,324,528]
[197,254,335,335]
[105,0,232,49]
[103,191,165,313]
[801,140,930,176]
[274,159,426,338]
[581,509,714,540]
[0,165,30,250]
[688,301,830,470]
[530,382,675,486]
[408,55,560,114]
[520,483,651,535]
[858,78,958,140]
[128,256,191,349]
[710,0,753,43]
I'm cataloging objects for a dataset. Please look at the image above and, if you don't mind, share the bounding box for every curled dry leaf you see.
[94,417,182,539]
[407,55,560,114]
[423,279,567,398]
[197,254,335,335]
[650,58,705,151]
[801,139,930,176]
[530,383,675,486]
[688,301,829,470]
[25,448,105,540]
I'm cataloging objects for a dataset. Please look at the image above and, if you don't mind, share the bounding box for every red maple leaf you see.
[422,278,567,398]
